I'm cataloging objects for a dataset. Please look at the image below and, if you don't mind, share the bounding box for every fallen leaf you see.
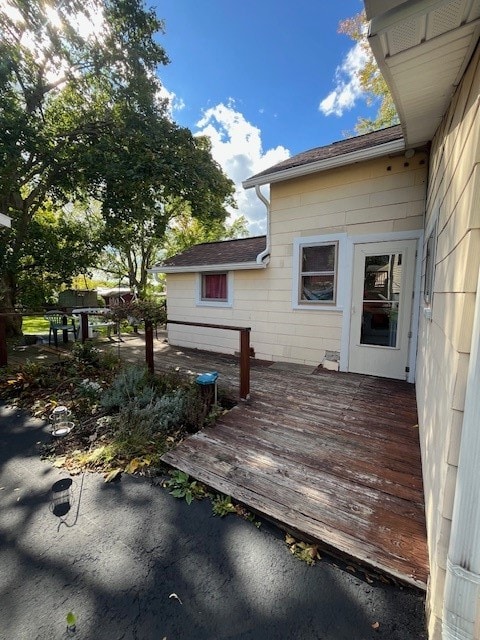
[125,458,140,474]
[371,621,380,630]
[66,612,77,627]
[346,565,356,573]
[53,457,67,468]
[104,468,122,483]
[169,593,183,605]
[285,534,296,545]
[364,572,374,584]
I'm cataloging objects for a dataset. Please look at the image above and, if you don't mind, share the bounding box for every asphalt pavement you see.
[0,403,426,640]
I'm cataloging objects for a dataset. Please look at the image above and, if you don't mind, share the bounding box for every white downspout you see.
[443,262,480,640]
[254,185,271,265]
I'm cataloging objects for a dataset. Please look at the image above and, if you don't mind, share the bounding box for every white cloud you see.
[319,41,368,117]
[195,100,290,234]
[157,86,186,120]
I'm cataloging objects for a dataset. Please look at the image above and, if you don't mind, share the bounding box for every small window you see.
[201,272,228,302]
[424,226,437,304]
[299,242,337,304]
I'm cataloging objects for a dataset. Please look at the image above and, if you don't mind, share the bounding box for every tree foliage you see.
[164,208,249,259]
[0,0,234,329]
[339,11,398,134]
[15,201,104,308]
[99,197,247,297]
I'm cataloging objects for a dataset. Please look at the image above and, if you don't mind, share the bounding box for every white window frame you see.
[196,271,233,308]
[292,234,347,311]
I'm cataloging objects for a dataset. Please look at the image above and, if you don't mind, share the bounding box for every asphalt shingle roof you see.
[246,125,404,183]
[160,235,267,268]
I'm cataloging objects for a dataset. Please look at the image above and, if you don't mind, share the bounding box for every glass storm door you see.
[349,240,417,380]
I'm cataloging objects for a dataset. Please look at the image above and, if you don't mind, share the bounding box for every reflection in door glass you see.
[361,254,402,347]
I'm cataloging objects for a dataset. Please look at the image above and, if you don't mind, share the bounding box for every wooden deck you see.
[3,333,428,588]
[159,348,428,589]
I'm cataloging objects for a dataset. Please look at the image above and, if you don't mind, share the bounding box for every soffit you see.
[367,0,480,145]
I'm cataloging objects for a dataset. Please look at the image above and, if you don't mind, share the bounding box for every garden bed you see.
[0,341,235,478]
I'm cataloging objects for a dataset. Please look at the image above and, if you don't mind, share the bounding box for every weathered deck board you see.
[160,352,428,589]
[8,334,428,586]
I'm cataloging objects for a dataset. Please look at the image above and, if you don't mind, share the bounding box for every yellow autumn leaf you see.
[125,458,140,474]
[104,468,122,483]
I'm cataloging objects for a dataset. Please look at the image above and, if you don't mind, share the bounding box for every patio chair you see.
[44,311,78,347]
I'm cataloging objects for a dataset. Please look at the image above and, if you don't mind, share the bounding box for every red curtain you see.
[203,274,227,300]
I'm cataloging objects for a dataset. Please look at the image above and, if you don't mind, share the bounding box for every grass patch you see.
[21,315,50,335]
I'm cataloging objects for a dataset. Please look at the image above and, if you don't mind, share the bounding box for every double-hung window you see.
[298,241,338,305]
[293,234,346,310]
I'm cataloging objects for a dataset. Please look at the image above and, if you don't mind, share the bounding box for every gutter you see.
[254,185,271,265]
[242,138,405,189]
[443,261,480,639]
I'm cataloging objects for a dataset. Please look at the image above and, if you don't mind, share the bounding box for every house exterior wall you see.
[166,152,427,366]
[415,45,480,639]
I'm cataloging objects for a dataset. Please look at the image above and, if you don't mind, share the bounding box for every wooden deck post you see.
[239,328,250,401]
[80,313,89,344]
[145,319,154,374]
[0,316,7,367]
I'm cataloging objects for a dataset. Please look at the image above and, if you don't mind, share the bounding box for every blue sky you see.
[152,1,377,234]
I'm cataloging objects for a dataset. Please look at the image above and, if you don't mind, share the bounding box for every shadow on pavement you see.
[0,403,426,640]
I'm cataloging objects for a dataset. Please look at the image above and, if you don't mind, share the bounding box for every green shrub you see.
[72,341,101,367]
[100,365,154,412]
[114,389,188,438]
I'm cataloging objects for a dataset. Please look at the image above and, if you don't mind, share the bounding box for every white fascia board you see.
[0,213,12,228]
[242,138,405,189]
[150,261,267,274]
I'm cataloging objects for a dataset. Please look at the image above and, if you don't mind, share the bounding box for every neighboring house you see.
[152,1,480,638]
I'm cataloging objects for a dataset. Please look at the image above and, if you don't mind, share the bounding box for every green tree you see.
[164,209,249,259]
[0,0,234,332]
[100,195,245,297]
[339,11,398,134]
[15,200,103,309]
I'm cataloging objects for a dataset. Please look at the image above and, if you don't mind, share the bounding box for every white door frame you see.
[339,230,423,383]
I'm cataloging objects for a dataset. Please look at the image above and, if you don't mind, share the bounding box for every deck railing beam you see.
[167,319,251,401]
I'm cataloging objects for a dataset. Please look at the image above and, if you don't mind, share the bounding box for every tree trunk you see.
[0,273,22,337]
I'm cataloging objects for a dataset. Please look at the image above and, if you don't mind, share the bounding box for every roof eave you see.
[367,0,480,146]
[150,260,268,274]
[242,138,405,188]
